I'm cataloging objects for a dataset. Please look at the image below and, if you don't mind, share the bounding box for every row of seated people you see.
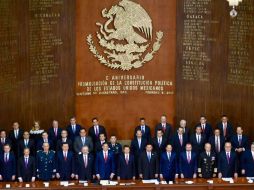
[0,140,254,183]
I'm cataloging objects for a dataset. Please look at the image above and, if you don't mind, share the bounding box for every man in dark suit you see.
[171,127,188,160]
[179,119,190,140]
[8,122,23,157]
[36,132,53,151]
[138,144,159,180]
[241,143,254,177]
[95,133,107,153]
[56,143,75,181]
[66,116,82,142]
[179,143,198,179]
[218,142,238,178]
[196,115,213,141]
[48,120,62,151]
[198,143,217,178]
[0,144,16,181]
[95,143,115,180]
[154,115,172,142]
[56,129,73,151]
[152,129,167,158]
[73,128,93,154]
[209,129,225,157]
[134,118,151,142]
[17,148,36,182]
[88,117,107,144]
[75,145,94,181]
[18,131,35,157]
[190,126,206,158]
[130,130,147,177]
[217,115,234,141]
[0,130,12,154]
[231,126,249,175]
[160,144,178,182]
[117,145,135,180]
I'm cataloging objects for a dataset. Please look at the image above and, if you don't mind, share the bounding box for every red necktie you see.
[223,124,227,137]
[104,152,108,162]
[64,152,67,161]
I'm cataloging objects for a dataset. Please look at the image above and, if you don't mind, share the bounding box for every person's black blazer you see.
[152,137,167,157]
[56,139,73,152]
[138,151,159,179]
[154,123,172,142]
[88,125,107,143]
[75,153,94,180]
[117,153,135,179]
[17,139,35,157]
[217,122,234,141]
[134,125,151,142]
[17,156,36,182]
[209,135,225,154]
[190,134,206,157]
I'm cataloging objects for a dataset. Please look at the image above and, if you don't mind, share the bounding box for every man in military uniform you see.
[198,143,217,178]
[36,142,56,181]
[109,135,122,159]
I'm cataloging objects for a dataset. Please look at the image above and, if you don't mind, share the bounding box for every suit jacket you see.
[88,125,107,143]
[8,129,23,156]
[95,151,115,180]
[134,125,151,142]
[241,150,254,177]
[56,151,75,180]
[95,141,106,153]
[182,127,191,140]
[154,123,172,142]
[17,139,35,157]
[130,137,147,158]
[190,134,206,157]
[8,129,24,144]
[75,153,94,180]
[209,135,225,154]
[160,152,178,181]
[48,127,62,149]
[17,156,36,182]
[152,137,167,157]
[117,153,135,179]
[196,123,213,141]
[56,138,73,152]
[138,151,159,179]
[231,135,249,150]
[198,151,216,178]
[0,152,16,181]
[171,134,188,158]
[66,124,82,141]
[0,138,12,153]
[179,151,197,178]
[217,122,234,141]
[218,151,238,177]
[36,139,53,151]
[73,136,93,154]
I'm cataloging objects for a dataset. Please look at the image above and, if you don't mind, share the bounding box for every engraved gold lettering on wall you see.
[182,0,218,81]
[29,0,63,85]
[227,0,254,86]
[0,1,19,93]
[76,75,174,96]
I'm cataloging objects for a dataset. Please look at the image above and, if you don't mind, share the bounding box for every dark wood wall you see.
[0,0,75,131]
[176,0,254,140]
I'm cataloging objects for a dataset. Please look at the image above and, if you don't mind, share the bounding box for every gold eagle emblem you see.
[87,0,163,71]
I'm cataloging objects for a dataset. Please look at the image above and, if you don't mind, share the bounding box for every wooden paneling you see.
[0,0,75,131]
[176,0,254,140]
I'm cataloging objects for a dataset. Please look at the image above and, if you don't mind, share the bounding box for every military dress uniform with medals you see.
[198,151,217,178]
[36,150,56,181]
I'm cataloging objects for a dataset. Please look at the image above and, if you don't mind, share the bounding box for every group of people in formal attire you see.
[0,115,253,183]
